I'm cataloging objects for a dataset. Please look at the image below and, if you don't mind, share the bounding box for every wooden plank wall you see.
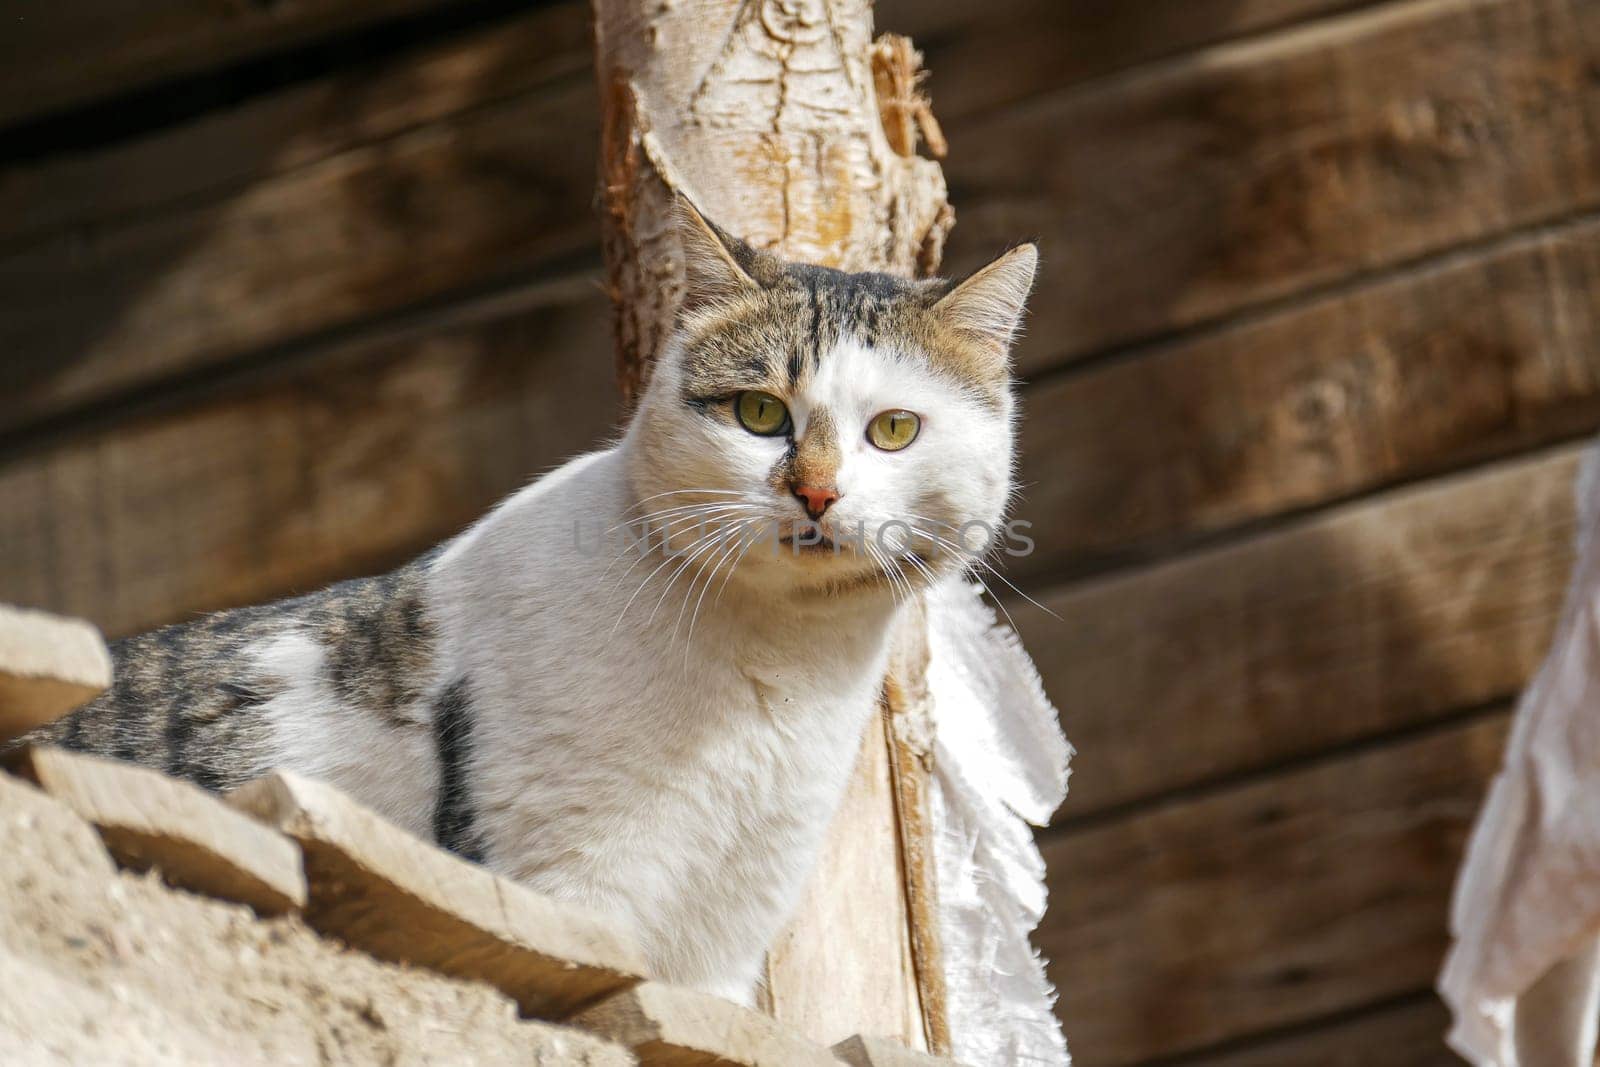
[2,0,1595,1061]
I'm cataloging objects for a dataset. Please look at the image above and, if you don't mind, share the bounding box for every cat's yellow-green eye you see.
[736,391,790,436]
[867,410,921,452]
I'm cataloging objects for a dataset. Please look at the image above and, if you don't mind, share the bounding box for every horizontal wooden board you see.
[1174,996,1456,1066]
[0,73,600,439]
[1020,445,1579,818]
[1040,713,1508,1065]
[0,0,1421,441]
[0,0,454,127]
[0,284,619,640]
[948,0,1600,374]
[0,5,592,250]
[901,0,1379,125]
[1012,213,1600,581]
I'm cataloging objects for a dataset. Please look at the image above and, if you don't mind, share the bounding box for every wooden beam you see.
[1039,714,1508,1065]
[1020,445,1578,819]
[0,285,619,640]
[0,5,591,251]
[231,771,647,1018]
[0,0,453,127]
[1176,996,1458,1067]
[1011,213,1600,581]
[0,74,600,438]
[11,746,306,916]
[901,0,1380,125]
[945,0,1600,374]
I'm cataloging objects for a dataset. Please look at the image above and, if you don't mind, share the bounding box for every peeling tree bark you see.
[590,0,952,1051]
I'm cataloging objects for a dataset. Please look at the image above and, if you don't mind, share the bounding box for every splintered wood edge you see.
[575,983,841,1067]
[0,605,112,741]
[833,1033,965,1067]
[228,771,647,1017]
[13,746,306,915]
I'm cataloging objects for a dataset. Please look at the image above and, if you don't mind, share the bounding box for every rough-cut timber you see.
[0,77,600,438]
[904,0,1381,124]
[1177,997,1456,1066]
[0,0,446,127]
[833,1033,963,1067]
[0,773,635,1065]
[1038,713,1509,1066]
[949,0,1600,373]
[575,982,841,1067]
[1024,445,1580,819]
[1013,214,1600,581]
[0,605,111,743]
[10,746,306,916]
[0,5,592,252]
[0,285,618,641]
[591,0,951,403]
[589,0,952,1050]
[229,771,647,1019]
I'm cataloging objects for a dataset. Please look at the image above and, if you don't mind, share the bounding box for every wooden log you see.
[0,284,619,640]
[0,0,450,127]
[574,983,839,1067]
[1177,996,1457,1067]
[946,0,1600,374]
[1012,213,1600,581]
[0,75,600,438]
[9,746,306,916]
[0,605,111,742]
[229,771,647,1019]
[1039,713,1509,1065]
[1021,445,1579,819]
[590,0,950,1050]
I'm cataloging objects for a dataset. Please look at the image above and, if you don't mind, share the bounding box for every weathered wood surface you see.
[902,0,1381,125]
[230,771,647,1019]
[14,0,1582,437]
[0,0,1383,140]
[0,0,450,127]
[1013,213,1600,581]
[0,606,112,742]
[0,285,617,640]
[1040,713,1508,1066]
[0,6,592,251]
[11,746,306,916]
[764,724,927,1051]
[1177,996,1457,1066]
[576,983,840,1067]
[1023,445,1579,819]
[949,0,1600,373]
[0,75,600,439]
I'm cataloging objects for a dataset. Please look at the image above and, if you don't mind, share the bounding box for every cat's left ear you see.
[674,197,770,313]
[933,243,1038,360]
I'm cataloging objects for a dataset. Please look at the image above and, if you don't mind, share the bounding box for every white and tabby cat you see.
[22,204,1036,1003]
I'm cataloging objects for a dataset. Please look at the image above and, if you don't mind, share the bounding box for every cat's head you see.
[625,201,1035,599]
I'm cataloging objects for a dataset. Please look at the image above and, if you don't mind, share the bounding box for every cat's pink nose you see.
[793,484,840,520]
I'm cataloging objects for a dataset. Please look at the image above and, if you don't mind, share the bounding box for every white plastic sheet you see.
[1440,442,1600,1066]
[925,579,1073,1065]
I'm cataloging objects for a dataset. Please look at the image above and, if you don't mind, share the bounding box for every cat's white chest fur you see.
[430,448,897,999]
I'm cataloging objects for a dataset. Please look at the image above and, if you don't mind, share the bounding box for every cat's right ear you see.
[674,198,762,313]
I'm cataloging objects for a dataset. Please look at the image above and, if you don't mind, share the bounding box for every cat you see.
[16,202,1036,1004]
